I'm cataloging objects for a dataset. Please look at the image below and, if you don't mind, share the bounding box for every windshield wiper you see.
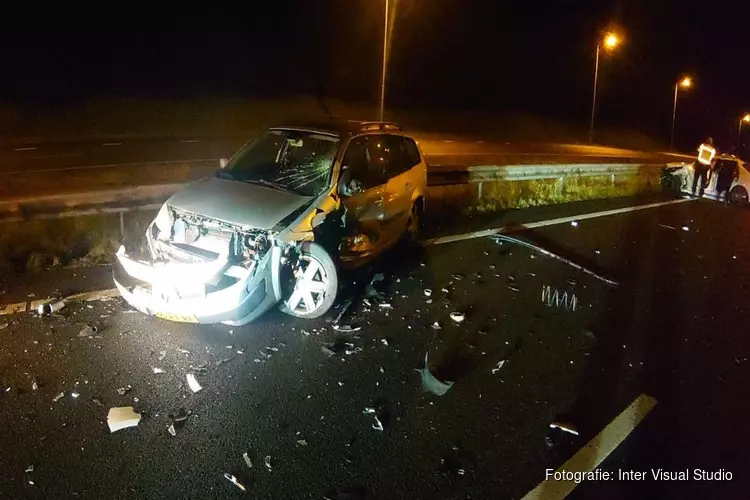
[244,179,293,193]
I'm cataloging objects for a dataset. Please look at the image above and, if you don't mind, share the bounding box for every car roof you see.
[270,119,403,138]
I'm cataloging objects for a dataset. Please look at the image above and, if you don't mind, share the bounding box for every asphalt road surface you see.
[1,196,747,499]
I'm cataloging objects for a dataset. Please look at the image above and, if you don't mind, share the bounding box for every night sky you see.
[0,0,747,149]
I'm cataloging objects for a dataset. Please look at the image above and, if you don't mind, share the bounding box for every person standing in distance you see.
[692,137,716,198]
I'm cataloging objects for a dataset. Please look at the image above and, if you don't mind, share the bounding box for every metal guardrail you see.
[0,162,667,223]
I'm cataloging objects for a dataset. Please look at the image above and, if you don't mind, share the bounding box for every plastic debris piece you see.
[570,221,579,227]
[297,439,308,446]
[264,455,273,471]
[78,325,97,337]
[449,312,465,323]
[71,392,80,398]
[38,300,66,316]
[243,452,253,469]
[378,303,392,309]
[381,338,389,346]
[31,379,38,391]
[53,392,65,402]
[0,323,8,330]
[432,322,442,330]
[491,360,507,374]
[363,407,376,414]
[92,398,103,406]
[507,285,520,292]
[594,249,601,255]
[550,421,579,436]
[153,367,165,374]
[176,348,190,354]
[301,330,311,336]
[681,225,689,232]
[658,223,676,230]
[186,374,202,393]
[25,465,34,473]
[333,324,361,333]
[107,406,141,433]
[167,424,177,436]
[157,350,167,361]
[372,416,384,431]
[223,473,247,492]
[116,386,131,396]
[424,289,432,297]
[451,274,464,281]
[419,352,454,396]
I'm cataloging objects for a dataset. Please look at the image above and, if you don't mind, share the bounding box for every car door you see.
[338,135,388,254]
[383,135,421,234]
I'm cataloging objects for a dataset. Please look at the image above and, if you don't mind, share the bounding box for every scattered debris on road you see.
[157,350,167,361]
[116,386,131,396]
[52,392,65,402]
[419,352,454,396]
[332,299,353,325]
[297,439,308,446]
[186,374,202,393]
[381,338,389,346]
[491,360,506,374]
[243,452,253,469]
[167,424,177,436]
[682,225,690,232]
[152,367,165,374]
[223,473,247,492]
[372,416,385,431]
[25,465,34,473]
[424,289,432,297]
[550,421,579,436]
[493,234,618,286]
[541,286,578,311]
[0,323,8,330]
[658,223,677,230]
[31,379,38,391]
[449,312,465,323]
[107,406,141,433]
[432,322,442,330]
[570,221,579,227]
[264,455,273,471]
[333,324,361,333]
[363,407,376,414]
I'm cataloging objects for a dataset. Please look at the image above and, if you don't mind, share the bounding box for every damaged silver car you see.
[114,121,428,325]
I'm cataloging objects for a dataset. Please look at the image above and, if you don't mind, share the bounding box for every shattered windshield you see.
[219,130,339,196]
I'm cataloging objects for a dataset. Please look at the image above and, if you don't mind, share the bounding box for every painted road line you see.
[102,142,122,146]
[426,198,695,246]
[521,393,658,500]
[180,139,200,143]
[0,288,120,316]
[13,147,38,152]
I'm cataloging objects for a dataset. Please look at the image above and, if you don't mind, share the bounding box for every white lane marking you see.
[426,198,695,246]
[521,393,658,500]
[180,139,199,143]
[102,142,122,146]
[13,147,37,152]
[0,288,119,316]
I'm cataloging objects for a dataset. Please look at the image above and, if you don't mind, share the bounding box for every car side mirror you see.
[219,158,229,169]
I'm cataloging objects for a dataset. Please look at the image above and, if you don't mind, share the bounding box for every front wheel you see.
[730,186,748,206]
[279,242,338,319]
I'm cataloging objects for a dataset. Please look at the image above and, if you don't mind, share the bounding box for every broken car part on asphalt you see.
[223,473,247,492]
[37,300,66,316]
[550,421,580,436]
[107,407,141,433]
[186,373,202,393]
[541,286,578,311]
[418,352,455,396]
[492,234,618,286]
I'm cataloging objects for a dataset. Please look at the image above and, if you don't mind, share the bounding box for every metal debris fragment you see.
[550,421,579,436]
[186,374,202,393]
[493,234,618,286]
[491,360,506,374]
[107,406,141,433]
[541,286,578,311]
[264,455,273,471]
[372,416,384,431]
[223,473,247,492]
[243,452,253,469]
[53,392,65,402]
[449,312,465,323]
[38,300,66,316]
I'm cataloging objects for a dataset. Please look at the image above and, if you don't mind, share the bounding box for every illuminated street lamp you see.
[737,113,750,151]
[670,76,693,150]
[379,0,390,121]
[589,32,621,144]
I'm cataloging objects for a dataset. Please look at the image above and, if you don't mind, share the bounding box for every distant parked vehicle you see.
[113,120,428,326]
[663,154,749,205]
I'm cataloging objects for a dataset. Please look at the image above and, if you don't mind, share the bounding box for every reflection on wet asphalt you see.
[1,198,749,499]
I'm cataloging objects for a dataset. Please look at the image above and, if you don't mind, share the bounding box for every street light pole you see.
[588,43,600,144]
[379,0,389,122]
[670,77,692,150]
[737,114,750,152]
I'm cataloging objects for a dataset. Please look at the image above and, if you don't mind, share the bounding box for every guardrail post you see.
[119,212,125,239]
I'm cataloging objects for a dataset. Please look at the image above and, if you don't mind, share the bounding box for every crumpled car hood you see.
[166,177,314,229]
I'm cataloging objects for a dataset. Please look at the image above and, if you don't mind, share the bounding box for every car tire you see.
[406,198,425,241]
[730,186,749,206]
[279,242,338,319]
